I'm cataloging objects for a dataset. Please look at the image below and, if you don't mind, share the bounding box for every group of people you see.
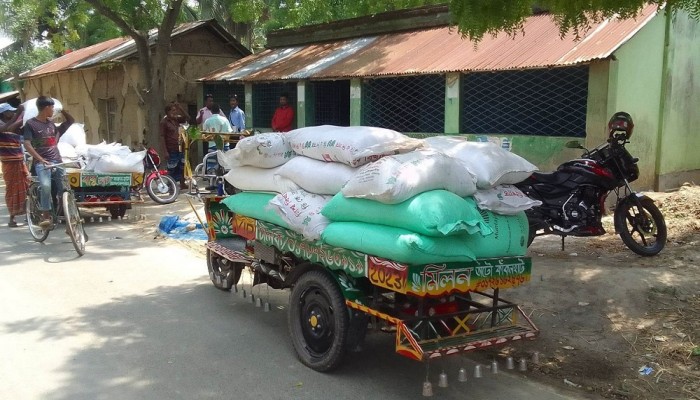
[159,93,295,189]
[0,96,75,228]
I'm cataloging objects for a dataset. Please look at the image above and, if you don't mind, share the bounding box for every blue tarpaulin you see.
[158,215,208,241]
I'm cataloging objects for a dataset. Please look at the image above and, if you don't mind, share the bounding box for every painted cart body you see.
[66,169,144,219]
[203,196,538,371]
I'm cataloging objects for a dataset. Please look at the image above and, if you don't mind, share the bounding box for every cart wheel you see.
[206,249,243,290]
[109,204,128,219]
[289,269,349,372]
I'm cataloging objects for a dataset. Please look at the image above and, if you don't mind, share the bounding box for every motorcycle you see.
[142,147,179,204]
[516,112,667,256]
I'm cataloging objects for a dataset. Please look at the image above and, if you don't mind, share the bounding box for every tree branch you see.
[83,0,139,38]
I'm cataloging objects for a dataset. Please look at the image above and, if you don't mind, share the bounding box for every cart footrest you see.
[395,305,538,361]
[206,239,251,264]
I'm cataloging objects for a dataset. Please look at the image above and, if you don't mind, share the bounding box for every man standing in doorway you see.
[271,93,294,132]
[196,93,225,127]
[228,95,245,133]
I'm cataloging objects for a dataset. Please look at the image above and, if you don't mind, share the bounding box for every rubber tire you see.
[614,197,666,256]
[206,249,243,291]
[526,224,537,247]
[26,183,49,242]
[63,191,86,256]
[109,204,128,219]
[146,175,179,204]
[288,269,349,372]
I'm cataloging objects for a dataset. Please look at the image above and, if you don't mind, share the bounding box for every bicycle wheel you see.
[25,183,49,242]
[62,191,86,256]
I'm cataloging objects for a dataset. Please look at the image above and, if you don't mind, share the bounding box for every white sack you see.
[268,190,331,241]
[424,136,537,189]
[86,142,132,159]
[57,142,82,168]
[93,150,145,174]
[286,125,423,167]
[474,185,543,215]
[341,150,478,204]
[224,165,300,193]
[275,157,356,195]
[220,132,295,168]
[58,123,87,147]
[22,97,64,126]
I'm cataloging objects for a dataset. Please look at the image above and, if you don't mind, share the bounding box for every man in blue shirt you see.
[228,95,245,133]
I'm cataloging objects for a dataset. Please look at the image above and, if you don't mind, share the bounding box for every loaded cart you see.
[203,196,538,372]
[66,168,144,219]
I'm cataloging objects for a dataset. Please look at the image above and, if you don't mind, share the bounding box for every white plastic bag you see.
[341,150,478,204]
[268,190,331,241]
[424,136,537,189]
[220,132,295,168]
[86,142,131,159]
[57,142,82,168]
[473,185,542,215]
[275,156,356,195]
[223,165,300,193]
[286,125,423,167]
[93,150,145,173]
[22,97,64,126]
[58,123,87,147]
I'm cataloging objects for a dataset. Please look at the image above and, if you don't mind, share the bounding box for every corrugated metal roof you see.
[199,4,658,82]
[20,21,249,79]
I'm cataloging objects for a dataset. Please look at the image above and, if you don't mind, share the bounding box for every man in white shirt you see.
[195,93,225,127]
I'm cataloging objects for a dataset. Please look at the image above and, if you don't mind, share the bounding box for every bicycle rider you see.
[23,96,75,229]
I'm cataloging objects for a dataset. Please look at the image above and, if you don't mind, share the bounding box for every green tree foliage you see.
[450,0,700,42]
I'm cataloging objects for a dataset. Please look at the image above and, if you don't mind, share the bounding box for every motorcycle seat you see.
[526,171,569,185]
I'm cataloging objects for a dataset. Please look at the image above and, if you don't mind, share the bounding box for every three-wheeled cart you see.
[66,169,144,219]
[203,196,538,371]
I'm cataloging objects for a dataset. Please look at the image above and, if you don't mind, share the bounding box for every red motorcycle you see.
[142,147,179,204]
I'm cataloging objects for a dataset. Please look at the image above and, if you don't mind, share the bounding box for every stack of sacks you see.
[56,122,145,173]
[220,127,424,240]
[423,135,542,215]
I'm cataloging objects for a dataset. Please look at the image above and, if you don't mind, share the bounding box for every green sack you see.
[465,210,529,258]
[321,222,476,265]
[221,192,290,229]
[322,190,492,237]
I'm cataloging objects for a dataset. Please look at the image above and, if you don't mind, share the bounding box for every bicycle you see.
[25,161,88,256]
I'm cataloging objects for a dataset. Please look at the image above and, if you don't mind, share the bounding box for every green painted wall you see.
[657,11,700,189]
[607,13,666,189]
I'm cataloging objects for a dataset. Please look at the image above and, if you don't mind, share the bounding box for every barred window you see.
[362,75,445,133]
[252,82,297,129]
[461,66,589,137]
[311,80,350,126]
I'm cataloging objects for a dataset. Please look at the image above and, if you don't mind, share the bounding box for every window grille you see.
[252,82,297,129]
[98,98,117,142]
[461,66,589,137]
[311,80,350,126]
[362,75,445,133]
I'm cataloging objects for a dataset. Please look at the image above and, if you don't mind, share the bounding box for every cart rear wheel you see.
[206,249,243,290]
[289,269,349,372]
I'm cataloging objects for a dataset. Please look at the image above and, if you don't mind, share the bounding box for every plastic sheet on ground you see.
[158,215,208,241]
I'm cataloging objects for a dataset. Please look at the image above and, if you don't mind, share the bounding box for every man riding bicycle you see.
[23,96,75,229]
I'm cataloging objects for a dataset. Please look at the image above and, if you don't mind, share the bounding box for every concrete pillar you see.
[350,78,362,126]
[445,73,461,134]
[244,83,253,128]
[297,81,306,128]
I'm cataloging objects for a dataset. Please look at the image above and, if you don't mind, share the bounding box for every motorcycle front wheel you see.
[146,175,179,204]
[614,197,667,256]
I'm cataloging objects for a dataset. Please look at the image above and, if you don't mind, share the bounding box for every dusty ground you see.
[134,186,700,400]
[476,184,700,400]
